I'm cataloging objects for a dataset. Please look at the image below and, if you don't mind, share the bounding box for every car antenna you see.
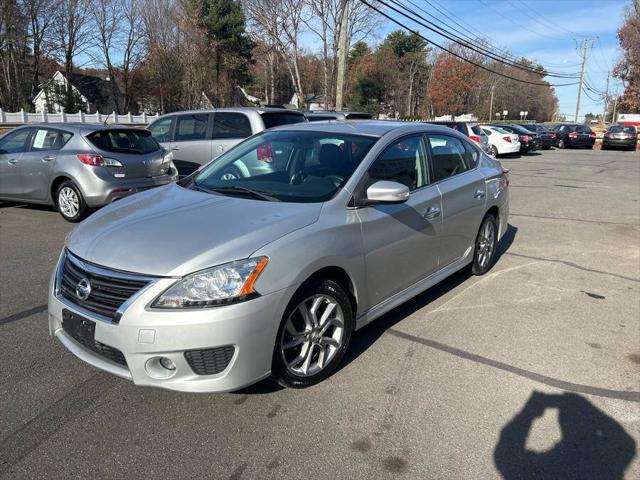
[103,112,111,125]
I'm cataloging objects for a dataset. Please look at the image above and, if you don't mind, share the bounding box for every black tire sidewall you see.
[472,214,498,275]
[56,181,87,222]
[271,279,354,388]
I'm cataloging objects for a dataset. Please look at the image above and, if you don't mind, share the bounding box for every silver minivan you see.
[147,107,307,176]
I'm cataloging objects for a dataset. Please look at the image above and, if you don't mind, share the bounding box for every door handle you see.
[42,155,55,162]
[474,189,486,199]
[423,206,441,220]
[171,146,180,151]
[8,159,18,165]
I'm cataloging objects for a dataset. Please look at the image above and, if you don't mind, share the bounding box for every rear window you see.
[87,129,160,154]
[260,112,307,129]
[306,115,337,122]
[470,125,486,136]
[609,126,636,133]
[575,125,592,133]
[344,113,373,120]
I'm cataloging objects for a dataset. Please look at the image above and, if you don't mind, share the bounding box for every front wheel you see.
[271,279,354,388]
[471,214,498,275]
[56,181,89,222]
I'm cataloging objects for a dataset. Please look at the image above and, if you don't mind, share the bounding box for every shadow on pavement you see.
[494,391,636,480]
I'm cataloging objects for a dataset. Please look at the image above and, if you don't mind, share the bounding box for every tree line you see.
[1,0,560,121]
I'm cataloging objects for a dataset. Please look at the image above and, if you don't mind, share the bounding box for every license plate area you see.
[62,309,96,347]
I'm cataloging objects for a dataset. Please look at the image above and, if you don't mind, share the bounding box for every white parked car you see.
[481,126,520,156]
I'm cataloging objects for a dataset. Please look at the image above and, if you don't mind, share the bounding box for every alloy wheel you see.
[58,187,79,218]
[477,220,496,269]
[280,294,345,377]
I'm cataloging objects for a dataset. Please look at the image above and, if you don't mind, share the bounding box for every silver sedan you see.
[48,121,509,392]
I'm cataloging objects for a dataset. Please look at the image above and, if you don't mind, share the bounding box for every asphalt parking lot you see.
[1,147,639,479]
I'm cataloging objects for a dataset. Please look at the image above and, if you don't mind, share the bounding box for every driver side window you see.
[0,128,32,154]
[367,135,428,191]
[428,135,471,182]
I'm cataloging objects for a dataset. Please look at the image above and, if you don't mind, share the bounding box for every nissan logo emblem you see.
[76,277,92,301]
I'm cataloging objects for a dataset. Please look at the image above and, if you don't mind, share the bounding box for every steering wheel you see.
[325,175,343,188]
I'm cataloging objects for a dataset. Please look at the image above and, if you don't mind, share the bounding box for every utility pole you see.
[602,70,610,123]
[335,0,349,111]
[488,83,495,122]
[612,94,619,123]
[574,38,594,122]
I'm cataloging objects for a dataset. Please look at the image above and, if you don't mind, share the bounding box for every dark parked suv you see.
[553,124,596,149]
[602,125,637,151]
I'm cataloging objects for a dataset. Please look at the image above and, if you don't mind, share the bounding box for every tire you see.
[56,181,89,222]
[271,278,354,388]
[471,214,498,276]
[491,145,499,157]
[558,139,566,149]
[601,145,607,151]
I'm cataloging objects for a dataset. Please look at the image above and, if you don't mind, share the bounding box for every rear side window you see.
[87,129,160,154]
[368,135,428,191]
[148,116,173,142]
[212,113,252,139]
[428,135,472,182]
[0,128,32,154]
[175,114,209,141]
[260,113,306,129]
[30,128,72,151]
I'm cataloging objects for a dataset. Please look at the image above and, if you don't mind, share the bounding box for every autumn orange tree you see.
[615,1,640,112]
[427,51,479,117]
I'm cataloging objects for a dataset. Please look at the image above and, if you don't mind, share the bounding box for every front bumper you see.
[603,138,637,148]
[48,257,295,393]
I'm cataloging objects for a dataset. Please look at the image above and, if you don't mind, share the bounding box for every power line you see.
[510,0,576,37]
[357,0,580,87]
[383,0,581,79]
[405,0,582,74]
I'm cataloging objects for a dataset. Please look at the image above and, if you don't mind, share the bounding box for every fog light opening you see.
[145,356,178,379]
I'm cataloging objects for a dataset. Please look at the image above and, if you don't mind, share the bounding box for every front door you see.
[0,127,32,199]
[357,135,443,307]
[427,134,486,267]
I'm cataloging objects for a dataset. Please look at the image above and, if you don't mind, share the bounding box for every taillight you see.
[551,133,557,139]
[604,132,611,138]
[589,132,596,138]
[469,135,481,143]
[568,132,578,138]
[77,154,105,166]
[503,136,512,143]
[520,135,532,142]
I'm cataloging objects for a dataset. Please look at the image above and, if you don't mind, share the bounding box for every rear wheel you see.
[471,214,498,275]
[558,139,566,149]
[56,181,89,222]
[271,279,354,388]
[491,145,499,157]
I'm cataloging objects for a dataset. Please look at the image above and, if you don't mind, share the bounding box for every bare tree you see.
[21,0,54,98]
[51,0,92,75]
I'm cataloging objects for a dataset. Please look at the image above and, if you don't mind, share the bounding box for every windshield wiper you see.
[192,183,281,202]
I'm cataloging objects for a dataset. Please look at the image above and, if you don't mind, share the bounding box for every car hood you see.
[66,183,322,277]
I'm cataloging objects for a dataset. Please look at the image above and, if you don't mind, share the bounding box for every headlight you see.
[152,257,268,308]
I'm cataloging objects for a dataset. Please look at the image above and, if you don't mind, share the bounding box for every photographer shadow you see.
[494,391,636,480]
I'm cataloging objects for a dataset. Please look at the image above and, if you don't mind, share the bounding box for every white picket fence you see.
[0,108,159,126]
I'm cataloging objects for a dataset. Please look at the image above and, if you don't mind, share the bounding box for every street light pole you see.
[489,84,495,122]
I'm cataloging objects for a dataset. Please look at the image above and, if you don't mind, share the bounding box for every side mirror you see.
[366,180,410,204]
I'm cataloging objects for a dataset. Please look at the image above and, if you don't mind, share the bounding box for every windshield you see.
[192,130,377,203]
[87,129,160,154]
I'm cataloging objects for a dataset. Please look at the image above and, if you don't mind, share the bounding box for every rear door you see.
[211,112,253,160]
[0,127,32,198]
[358,134,442,306]
[170,113,213,175]
[427,134,486,267]
[21,127,73,201]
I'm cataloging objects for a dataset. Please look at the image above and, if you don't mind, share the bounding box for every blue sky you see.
[348,0,628,120]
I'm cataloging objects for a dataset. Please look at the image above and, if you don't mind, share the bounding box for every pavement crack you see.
[0,305,48,326]
[509,213,638,227]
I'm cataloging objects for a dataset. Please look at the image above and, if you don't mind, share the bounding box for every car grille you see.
[58,252,152,322]
[184,346,235,375]
[62,319,128,367]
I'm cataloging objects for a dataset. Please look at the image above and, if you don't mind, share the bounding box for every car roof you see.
[156,107,305,117]
[9,123,145,133]
[268,120,461,138]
